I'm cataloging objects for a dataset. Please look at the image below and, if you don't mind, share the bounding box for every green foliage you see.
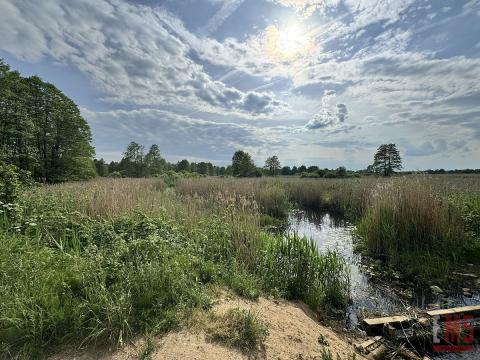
[355,178,480,282]
[145,144,166,176]
[357,179,464,259]
[232,150,257,177]
[204,308,268,353]
[0,178,354,357]
[161,170,201,187]
[260,235,350,309]
[121,142,146,177]
[372,143,402,177]
[264,155,281,176]
[0,162,20,204]
[225,265,261,300]
[108,171,123,178]
[0,59,95,183]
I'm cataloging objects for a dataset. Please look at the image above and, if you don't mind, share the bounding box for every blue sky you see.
[1,0,479,169]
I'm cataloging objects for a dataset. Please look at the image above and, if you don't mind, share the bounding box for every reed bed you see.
[357,178,465,258]
[178,175,480,281]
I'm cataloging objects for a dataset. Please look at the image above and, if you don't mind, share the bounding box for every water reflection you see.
[286,210,410,324]
[286,210,480,359]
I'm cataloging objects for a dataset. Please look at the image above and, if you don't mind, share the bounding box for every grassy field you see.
[1,174,479,358]
[0,177,349,358]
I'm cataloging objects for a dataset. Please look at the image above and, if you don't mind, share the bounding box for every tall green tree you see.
[145,144,166,176]
[264,155,281,176]
[372,143,402,176]
[94,158,109,177]
[0,59,96,182]
[120,142,145,177]
[231,150,256,177]
[176,159,190,172]
[197,162,209,175]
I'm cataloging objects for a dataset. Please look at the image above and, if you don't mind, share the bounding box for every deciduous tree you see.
[264,155,281,176]
[231,150,256,177]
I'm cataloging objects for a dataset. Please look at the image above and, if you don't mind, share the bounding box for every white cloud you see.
[0,0,284,117]
[305,90,348,129]
[200,0,244,34]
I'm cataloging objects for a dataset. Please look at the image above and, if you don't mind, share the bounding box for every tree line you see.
[95,142,229,178]
[0,59,95,183]
[95,145,365,179]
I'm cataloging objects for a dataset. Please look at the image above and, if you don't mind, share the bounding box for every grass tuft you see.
[204,308,268,353]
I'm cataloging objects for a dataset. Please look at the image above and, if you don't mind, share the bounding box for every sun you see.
[277,24,308,55]
[264,22,314,61]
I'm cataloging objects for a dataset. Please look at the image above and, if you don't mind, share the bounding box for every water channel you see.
[286,210,480,359]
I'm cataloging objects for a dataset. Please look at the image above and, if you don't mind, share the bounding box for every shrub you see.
[108,171,123,178]
[0,162,21,204]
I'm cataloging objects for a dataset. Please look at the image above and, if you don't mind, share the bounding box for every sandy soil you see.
[50,297,365,360]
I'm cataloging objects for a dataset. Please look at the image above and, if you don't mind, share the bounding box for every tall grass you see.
[357,178,465,258]
[0,178,350,358]
[180,175,480,281]
[261,235,350,309]
[355,177,480,281]
[204,308,268,353]
[176,177,291,218]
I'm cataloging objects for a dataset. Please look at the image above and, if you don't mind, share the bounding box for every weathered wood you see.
[363,315,411,327]
[426,305,480,317]
[354,336,383,353]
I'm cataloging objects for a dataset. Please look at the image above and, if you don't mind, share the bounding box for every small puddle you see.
[286,210,480,359]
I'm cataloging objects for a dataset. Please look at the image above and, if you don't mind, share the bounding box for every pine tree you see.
[372,143,402,176]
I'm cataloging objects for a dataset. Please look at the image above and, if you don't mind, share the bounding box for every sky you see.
[0,0,479,170]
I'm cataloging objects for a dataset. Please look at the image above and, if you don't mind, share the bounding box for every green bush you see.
[0,162,21,204]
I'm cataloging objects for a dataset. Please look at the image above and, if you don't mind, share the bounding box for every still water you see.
[286,210,480,359]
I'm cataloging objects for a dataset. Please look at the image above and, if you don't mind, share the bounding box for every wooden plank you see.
[354,336,383,355]
[426,305,480,317]
[363,315,411,327]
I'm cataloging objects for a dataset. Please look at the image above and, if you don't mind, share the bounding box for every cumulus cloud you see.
[0,0,284,117]
[305,90,348,129]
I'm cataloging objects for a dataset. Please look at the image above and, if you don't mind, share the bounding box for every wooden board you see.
[363,315,411,327]
[354,336,383,355]
[426,305,480,317]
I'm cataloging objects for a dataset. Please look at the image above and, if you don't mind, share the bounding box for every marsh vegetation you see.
[0,172,479,358]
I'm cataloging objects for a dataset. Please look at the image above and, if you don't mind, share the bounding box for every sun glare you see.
[264,22,313,61]
[277,25,308,54]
